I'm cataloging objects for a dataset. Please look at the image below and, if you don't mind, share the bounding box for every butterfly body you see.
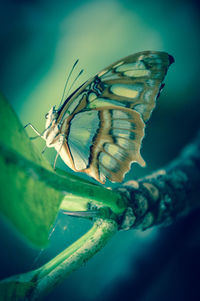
[40,51,174,184]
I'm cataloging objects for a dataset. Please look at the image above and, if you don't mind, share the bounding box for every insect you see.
[26,51,174,184]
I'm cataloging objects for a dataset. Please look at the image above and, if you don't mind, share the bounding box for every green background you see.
[0,0,200,300]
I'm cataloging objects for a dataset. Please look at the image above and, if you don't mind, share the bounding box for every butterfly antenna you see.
[66,69,84,97]
[58,59,79,107]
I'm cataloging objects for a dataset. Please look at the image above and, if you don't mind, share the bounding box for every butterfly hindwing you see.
[56,51,174,183]
[91,107,146,183]
[59,107,145,183]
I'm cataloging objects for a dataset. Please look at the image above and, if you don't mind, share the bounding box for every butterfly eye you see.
[45,113,49,119]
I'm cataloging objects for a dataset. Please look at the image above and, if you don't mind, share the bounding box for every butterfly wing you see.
[57,51,174,183]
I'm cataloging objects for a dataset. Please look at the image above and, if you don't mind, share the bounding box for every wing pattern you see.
[56,51,174,183]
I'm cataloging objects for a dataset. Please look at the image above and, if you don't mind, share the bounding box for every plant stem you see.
[0,218,118,300]
[31,218,117,300]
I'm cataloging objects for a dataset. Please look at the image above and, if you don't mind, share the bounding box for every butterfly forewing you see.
[90,51,174,122]
[56,51,174,183]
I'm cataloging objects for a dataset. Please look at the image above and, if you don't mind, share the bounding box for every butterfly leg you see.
[24,123,45,140]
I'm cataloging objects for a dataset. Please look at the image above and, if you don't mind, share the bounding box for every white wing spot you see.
[88,92,97,102]
[113,120,132,129]
[113,129,131,138]
[116,61,147,72]
[124,69,150,77]
[116,137,133,149]
[98,69,108,77]
[134,104,146,115]
[113,61,124,68]
[99,153,117,169]
[104,143,127,161]
[112,110,129,119]
[144,90,153,103]
[146,79,155,87]
[67,94,83,115]
[104,143,119,156]
[111,84,139,98]
[88,97,120,108]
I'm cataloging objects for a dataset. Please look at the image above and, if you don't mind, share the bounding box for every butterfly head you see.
[42,106,60,146]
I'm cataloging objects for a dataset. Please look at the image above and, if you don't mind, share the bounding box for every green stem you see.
[0,219,118,300]
[32,218,117,300]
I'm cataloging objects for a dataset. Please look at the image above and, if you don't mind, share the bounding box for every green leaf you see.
[0,93,63,247]
[0,93,127,300]
[0,93,127,247]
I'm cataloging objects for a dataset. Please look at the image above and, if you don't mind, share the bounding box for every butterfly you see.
[26,51,174,184]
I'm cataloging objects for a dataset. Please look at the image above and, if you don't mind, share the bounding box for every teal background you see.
[0,0,200,300]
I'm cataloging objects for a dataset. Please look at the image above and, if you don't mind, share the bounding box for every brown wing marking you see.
[97,51,174,122]
[80,107,145,183]
[57,51,174,125]
[55,51,174,183]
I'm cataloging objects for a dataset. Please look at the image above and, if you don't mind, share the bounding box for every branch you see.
[119,130,200,230]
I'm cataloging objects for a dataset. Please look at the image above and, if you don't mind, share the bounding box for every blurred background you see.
[0,0,200,300]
